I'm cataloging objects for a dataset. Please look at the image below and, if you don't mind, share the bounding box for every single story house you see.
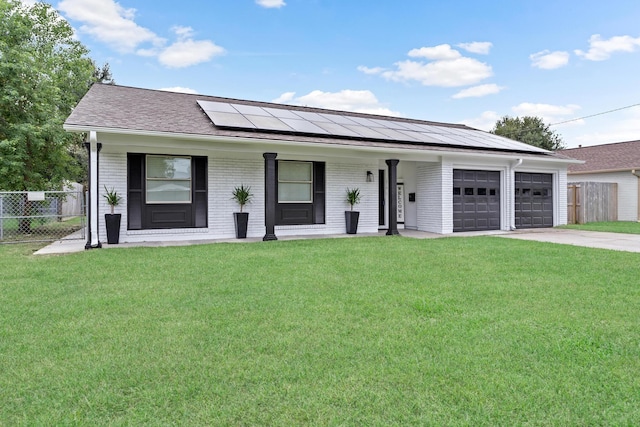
[64,84,578,248]
[560,140,640,222]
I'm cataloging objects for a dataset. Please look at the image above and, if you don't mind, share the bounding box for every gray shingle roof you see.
[559,140,640,173]
[65,84,567,158]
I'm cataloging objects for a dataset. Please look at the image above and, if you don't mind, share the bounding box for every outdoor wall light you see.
[366,171,374,182]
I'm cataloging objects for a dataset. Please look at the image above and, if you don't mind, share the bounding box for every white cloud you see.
[530,50,570,69]
[575,34,640,61]
[272,92,296,103]
[357,65,385,75]
[159,86,199,94]
[58,0,164,52]
[256,0,286,8]
[457,42,493,55]
[57,0,224,68]
[363,43,493,87]
[408,44,461,60]
[157,27,225,68]
[512,102,581,123]
[452,83,504,99]
[460,111,502,131]
[272,89,401,116]
[382,57,493,87]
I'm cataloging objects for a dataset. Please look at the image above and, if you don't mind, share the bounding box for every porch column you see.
[84,131,102,249]
[263,152,278,241]
[386,159,400,235]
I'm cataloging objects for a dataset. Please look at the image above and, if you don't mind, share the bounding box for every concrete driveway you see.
[496,228,640,253]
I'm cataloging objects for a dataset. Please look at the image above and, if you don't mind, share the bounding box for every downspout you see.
[632,170,640,222]
[510,158,523,230]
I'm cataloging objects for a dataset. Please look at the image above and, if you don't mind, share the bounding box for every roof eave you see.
[568,167,640,174]
[63,124,575,163]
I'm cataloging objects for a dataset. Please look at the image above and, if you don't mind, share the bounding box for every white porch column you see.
[85,131,102,249]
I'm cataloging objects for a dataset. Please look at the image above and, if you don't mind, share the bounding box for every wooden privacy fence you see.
[567,182,618,224]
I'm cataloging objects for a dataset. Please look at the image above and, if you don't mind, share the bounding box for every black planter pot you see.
[345,211,360,234]
[234,212,249,238]
[104,213,121,244]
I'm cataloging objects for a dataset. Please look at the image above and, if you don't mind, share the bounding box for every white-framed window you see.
[278,161,313,203]
[146,155,192,204]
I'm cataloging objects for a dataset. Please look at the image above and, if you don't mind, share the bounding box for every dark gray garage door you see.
[515,172,553,228]
[453,169,501,232]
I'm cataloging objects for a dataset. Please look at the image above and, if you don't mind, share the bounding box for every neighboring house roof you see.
[560,140,640,173]
[65,84,570,160]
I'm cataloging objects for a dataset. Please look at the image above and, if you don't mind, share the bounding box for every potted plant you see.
[103,185,122,244]
[345,187,361,234]
[232,184,253,238]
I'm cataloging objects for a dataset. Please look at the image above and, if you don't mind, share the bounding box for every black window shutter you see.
[127,153,143,230]
[313,162,325,224]
[193,156,207,228]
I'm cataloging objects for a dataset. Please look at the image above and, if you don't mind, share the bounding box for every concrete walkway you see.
[33,228,640,255]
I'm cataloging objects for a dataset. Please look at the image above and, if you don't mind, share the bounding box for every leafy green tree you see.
[491,116,565,151]
[0,0,95,192]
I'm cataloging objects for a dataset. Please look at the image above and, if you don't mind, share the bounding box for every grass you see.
[1,237,639,425]
[559,221,640,234]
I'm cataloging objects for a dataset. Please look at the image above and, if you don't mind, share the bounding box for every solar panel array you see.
[197,100,549,154]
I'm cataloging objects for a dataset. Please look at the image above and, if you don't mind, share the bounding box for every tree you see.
[491,116,565,151]
[0,0,95,193]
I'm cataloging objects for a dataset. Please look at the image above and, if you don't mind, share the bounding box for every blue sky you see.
[27,0,640,148]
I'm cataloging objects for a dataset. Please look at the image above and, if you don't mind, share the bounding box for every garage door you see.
[453,170,501,232]
[515,172,553,228]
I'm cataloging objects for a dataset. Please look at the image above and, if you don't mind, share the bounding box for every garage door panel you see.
[453,169,501,232]
[515,172,553,229]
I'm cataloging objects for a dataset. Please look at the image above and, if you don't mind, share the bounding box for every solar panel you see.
[204,111,256,128]
[401,131,442,143]
[244,115,293,131]
[291,111,328,122]
[197,100,238,113]
[233,104,272,116]
[196,99,549,153]
[343,124,390,139]
[372,127,422,142]
[318,113,359,125]
[312,121,362,137]
[262,107,302,119]
[280,118,330,134]
[347,116,383,127]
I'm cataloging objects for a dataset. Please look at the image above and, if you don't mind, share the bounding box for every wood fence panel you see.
[567,182,617,224]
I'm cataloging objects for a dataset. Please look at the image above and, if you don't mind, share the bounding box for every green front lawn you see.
[1,237,639,425]
[560,221,640,234]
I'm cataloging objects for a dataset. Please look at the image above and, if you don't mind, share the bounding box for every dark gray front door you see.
[515,172,553,228]
[453,169,501,232]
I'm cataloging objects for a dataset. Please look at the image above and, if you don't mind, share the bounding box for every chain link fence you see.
[0,190,86,244]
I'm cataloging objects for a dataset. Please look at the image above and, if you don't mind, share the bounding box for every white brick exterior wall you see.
[569,171,639,221]
[95,133,572,242]
[99,149,379,242]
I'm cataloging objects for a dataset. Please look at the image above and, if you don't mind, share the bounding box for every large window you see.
[128,153,207,230]
[146,155,192,203]
[278,161,313,203]
[276,160,325,225]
